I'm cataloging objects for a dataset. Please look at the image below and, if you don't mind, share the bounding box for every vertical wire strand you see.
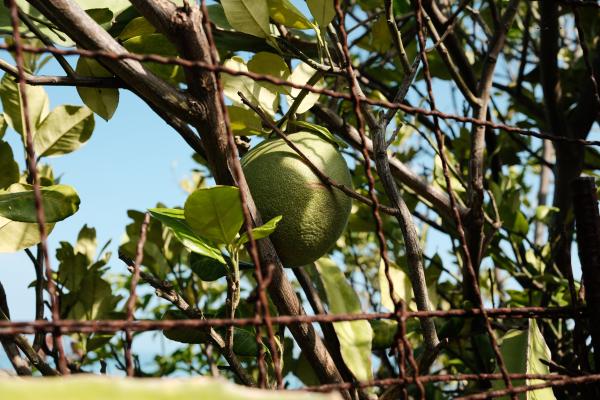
[5,0,68,375]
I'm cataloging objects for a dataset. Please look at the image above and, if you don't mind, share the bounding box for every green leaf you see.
[162,310,211,344]
[207,4,234,30]
[0,141,19,189]
[306,0,335,27]
[189,252,228,281]
[222,56,280,116]
[184,186,244,245]
[75,58,119,121]
[148,208,225,264]
[370,319,398,350]
[86,8,113,29]
[118,16,156,41]
[237,215,282,246]
[493,319,556,400]
[0,217,54,253]
[0,375,337,399]
[247,52,291,94]
[378,260,413,312]
[285,62,323,114]
[0,183,80,223]
[34,105,95,157]
[122,34,182,83]
[267,0,312,29]
[221,0,270,38]
[75,224,97,263]
[227,105,263,136]
[314,258,373,381]
[0,74,49,137]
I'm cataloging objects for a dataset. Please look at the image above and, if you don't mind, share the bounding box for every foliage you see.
[0,0,598,399]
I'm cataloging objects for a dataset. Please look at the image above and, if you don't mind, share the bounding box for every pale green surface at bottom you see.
[0,376,341,400]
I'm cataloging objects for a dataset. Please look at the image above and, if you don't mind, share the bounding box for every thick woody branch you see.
[129,0,347,391]
[467,0,519,269]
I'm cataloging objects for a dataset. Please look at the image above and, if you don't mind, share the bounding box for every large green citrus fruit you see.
[241,131,352,267]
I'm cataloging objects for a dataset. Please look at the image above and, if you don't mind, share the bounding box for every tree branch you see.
[127,0,347,391]
[313,104,466,219]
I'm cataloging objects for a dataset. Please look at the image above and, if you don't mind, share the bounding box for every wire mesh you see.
[1,0,599,399]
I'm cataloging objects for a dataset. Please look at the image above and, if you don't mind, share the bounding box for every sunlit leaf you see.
[267,0,312,29]
[0,74,49,137]
[306,0,335,27]
[184,186,244,245]
[221,0,270,38]
[34,105,95,157]
[76,58,119,121]
[149,208,225,263]
[0,183,80,223]
[315,258,373,381]
[493,319,556,400]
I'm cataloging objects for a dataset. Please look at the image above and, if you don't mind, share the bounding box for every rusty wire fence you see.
[1,0,600,399]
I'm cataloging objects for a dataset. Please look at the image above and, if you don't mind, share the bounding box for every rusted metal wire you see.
[301,372,573,392]
[1,42,600,148]
[1,2,599,397]
[5,0,68,375]
[124,212,150,377]
[455,374,600,400]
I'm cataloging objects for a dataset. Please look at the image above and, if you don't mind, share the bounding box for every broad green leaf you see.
[306,0,335,27]
[122,34,182,83]
[184,186,244,245]
[76,58,119,121]
[148,208,225,264]
[75,224,97,263]
[227,105,262,136]
[378,260,413,312]
[162,310,211,344]
[208,4,234,29]
[34,105,95,157]
[291,121,347,148]
[0,183,80,223]
[190,253,254,281]
[285,62,322,114]
[86,8,113,30]
[222,56,280,116]
[221,0,270,38]
[56,241,89,292]
[268,0,312,29]
[0,141,19,189]
[189,252,228,281]
[118,16,156,40]
[0,74,49,137]
[315,258,373,382]
[370,319,398,350]
[493,319,556,400]
[237,215,282,246]
[0,375,340,399]
[0,216,54,253]
[247,52,291,94]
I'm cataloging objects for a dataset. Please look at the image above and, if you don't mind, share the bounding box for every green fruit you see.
[241,131,352,267]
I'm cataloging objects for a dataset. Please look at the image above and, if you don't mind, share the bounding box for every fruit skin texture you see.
[241,131,352,267]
